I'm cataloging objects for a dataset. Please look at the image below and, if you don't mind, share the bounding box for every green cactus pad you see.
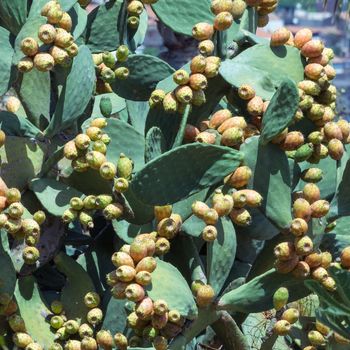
[207,217,237,294]
[112,220,153,244]
[101,291,128,335]
[54,252,95,322]
[45,45,95,137]
[30,178,84,216]
[146,259,198,319]
[0,234,16,298]
[69,3,88,40]
[145,127,166,163]
[0,136,47,190]
[111,55,175,101]
[85,0,124,52]
[17,69,51,130]
[0,111,43,139]
[92,93,126,118]
[220,44,305,100]
[329,145,350,219]
[15,276,56,348]
[126,100,149,135]
[260,79,299,145]
[128,9,148,50]
[241,136,292,229]
[131,143,243,206]
[0,27,14,96]
[0,0,27,35]
[217,269,310,313]
[151,0,213,37]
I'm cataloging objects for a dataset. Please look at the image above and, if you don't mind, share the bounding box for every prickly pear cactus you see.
[0,0,350,349]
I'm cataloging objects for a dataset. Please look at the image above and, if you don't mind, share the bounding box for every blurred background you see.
[88,0,350,117]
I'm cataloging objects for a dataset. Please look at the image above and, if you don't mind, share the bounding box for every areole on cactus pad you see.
[0,0,350,349]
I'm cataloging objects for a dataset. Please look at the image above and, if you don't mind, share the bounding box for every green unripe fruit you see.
[99,162,117,180]
[301,168,323,183]
[86,126,102,141]
[18,57,34,73]
[135,270,152,286]
[116,45,129,62]
[87,308,103,326]
[90,118,107,130]
[230,208,252,226]
[63,140,78,160]
[155,237,170,256]
[99,96,113,118]
[202,225,218,242]
[6,187,21,203]
[21,37,39,56]
[274,242,295,261]
[64,319,79,334]
[173,70,190,85]
[70,197,84,211]
[79,323,94,338]
[22,219,40,237]
[112,251,134,268]
[92,140,107,154]
[79,211,94,228]
[149,89,166,107]
[51,300,63,314]
[196,284,215,307]
[95,194,113,210]
[8,314,26,332]
[127,16,140,29]
[62,208,78,223]
[34,53,55,72]
[103,203,124,220]
[322,276,336,291]
[115,67,130,80]
[152,299,169,316]
[192,22,214,41]
[38,24,56,44]
[22,246,40,265]
[58,12,73,32]
[33,210,46,225]
[127,0,144,15]
[25,232,40,247]
[298,80,321,96]
[101,67,116,84]
[64,340,81,350]
[55,326,69,340]
[163,92,178,113]
[295,235,313,256]
[168,309,183,325]
[117,153,133,179]
[55,28,73,48]
[8,202,24,219]
[299,94,313,111]
[96,330,114,349]
[84,292,101,309]
[175,85,193,104]
[86,150,106,170]
[114,333,128,349]
[4,218,22,235]
[46,5,64,24]
[273,320,291,336]
[50,315,65,329]
[125,283,145,302]
[282,308,300,324]
[102,51,116,68]
[312,266,329,282]
[273,287,289,311]
[143,326,159,341]
[48,45,72,67]
[113,177,129,193]
[198,40,215,56]
[13,332,33,348]
[308,330,326,346]
[75,134,90,150]
[41,0,59,16]
[294,143,313,162]
[221,127,244,147]
[81,336,97,350]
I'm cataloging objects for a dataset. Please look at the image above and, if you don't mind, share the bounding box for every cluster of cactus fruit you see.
[2,0,350,349]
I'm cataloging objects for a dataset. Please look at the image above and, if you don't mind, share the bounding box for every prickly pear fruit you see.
[273,320,291,335]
